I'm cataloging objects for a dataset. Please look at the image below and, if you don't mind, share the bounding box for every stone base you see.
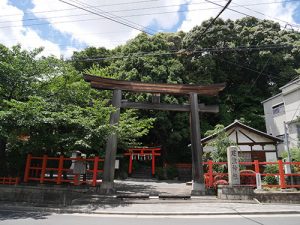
[217,185,254,200]
[98,181,116,194]
[254,190,300,204]
[191,181,205,196]
[191,190,206,196]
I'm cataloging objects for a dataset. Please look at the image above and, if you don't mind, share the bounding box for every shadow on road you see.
[0,210,51,221]
[115,181,166,195]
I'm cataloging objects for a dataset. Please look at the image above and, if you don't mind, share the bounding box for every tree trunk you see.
[0,137,7,176]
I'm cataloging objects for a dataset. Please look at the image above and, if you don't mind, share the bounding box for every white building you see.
[202,120,282,162]
[262,78,300,154]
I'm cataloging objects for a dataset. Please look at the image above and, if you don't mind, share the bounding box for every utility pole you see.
[284,121,293,185]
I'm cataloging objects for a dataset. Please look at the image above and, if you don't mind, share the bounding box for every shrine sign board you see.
[227,146,240,186]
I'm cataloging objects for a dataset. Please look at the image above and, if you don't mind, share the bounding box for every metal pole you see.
[189,93,205,195]
[284,121,293,185]
[100,89,122,193]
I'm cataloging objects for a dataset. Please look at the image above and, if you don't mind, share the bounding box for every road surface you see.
[0,209,300,225]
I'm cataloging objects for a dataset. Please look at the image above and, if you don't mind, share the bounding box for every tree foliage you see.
[0,44,153,176]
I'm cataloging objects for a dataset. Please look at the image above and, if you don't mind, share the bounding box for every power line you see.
[2,0,299,25]
[69,44,293,62]
[250,55,272,89]
[59,0,156,35]
[217,58,289,83]
[1,1,299,30]
[184,0,232,52]
[0,0,162,18]
[230,0,300,29]
[0,6,221,30]
[1,0,299,19]
[210,0,300,30]
[0,1,209,25]
[58,0,155,35]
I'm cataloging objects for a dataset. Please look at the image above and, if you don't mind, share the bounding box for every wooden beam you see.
[120,101,219,113]
[84,74,225,96]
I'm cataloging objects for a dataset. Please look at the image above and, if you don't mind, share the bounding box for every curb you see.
[1,205,300,216]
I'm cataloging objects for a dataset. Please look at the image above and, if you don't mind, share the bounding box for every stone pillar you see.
[227,146,240,186]
[189,93,205,195]
[100,89,122,194]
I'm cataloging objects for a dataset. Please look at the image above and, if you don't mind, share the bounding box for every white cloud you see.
[0,0,64,57]
[180,0,300,32]
[1,0,300,58]
[30,0,187,49]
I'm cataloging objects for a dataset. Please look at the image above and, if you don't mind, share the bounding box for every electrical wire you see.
[2,0,299,25]
[0,0,161,18]
[69,44,293,62]
[229,0,300,29]
[58,0,155,35]
[250,56,272,89]
[185,0,232,52]
[1,1,299,30]
[1,0,299,19]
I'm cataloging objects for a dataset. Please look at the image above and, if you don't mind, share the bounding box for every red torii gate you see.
[124,147,161,176]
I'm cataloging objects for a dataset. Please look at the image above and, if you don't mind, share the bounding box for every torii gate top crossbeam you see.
[84,74,225,96]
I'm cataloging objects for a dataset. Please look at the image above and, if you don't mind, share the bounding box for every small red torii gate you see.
[124,147,161,176]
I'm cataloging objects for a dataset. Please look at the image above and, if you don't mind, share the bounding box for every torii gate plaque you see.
[84,74,225,195]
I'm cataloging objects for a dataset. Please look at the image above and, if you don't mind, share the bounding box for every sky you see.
[0,0,300,58]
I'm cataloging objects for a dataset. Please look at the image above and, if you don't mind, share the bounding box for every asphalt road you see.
[0,210,300,225]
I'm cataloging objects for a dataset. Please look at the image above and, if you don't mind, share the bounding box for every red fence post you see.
[57,155,64,185]
[278,159,286,189]
[24,154,32,182]
[151,150,155,176]
[254,160,260,173]
[129,153,133,175]
[208,160,214,188]
[40,155,48,184]
[92,156,99,187]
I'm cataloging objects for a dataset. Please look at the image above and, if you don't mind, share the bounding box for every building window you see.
[272,103,285,115]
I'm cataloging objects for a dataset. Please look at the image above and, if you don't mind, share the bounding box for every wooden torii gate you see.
[84,74,225,195]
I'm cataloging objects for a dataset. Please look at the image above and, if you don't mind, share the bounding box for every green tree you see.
[0,45,154,176]
[183,17,300,131]
[204,124,234,172]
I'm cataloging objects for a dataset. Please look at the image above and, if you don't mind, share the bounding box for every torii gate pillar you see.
[100,89,122,194]
[190,93,205,195]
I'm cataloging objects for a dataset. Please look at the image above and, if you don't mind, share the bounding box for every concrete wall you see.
[217,186,300,204]
[262,79,300,149]
[0,185,91,206]
[254,190,300,204]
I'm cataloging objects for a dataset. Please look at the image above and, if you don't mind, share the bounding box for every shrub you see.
[155,165,178,180]
[263,164,279,185]
[166,166,178,180]
[155,167,165,180]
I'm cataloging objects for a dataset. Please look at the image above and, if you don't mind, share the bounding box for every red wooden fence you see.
[176,160,300,189]
[24,154,104,187]
[0,177,19,185]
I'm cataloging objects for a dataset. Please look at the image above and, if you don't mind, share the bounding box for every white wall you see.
[263,79,300,148]
[263,94,285,137]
